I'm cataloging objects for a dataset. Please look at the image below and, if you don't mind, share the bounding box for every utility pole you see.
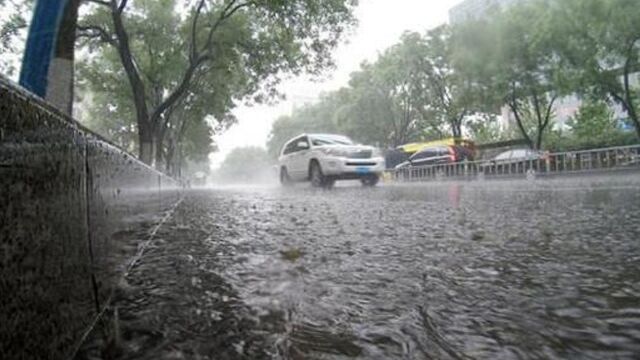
[19,0,82,116]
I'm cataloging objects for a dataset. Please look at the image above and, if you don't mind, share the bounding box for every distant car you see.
[492,149,544,164]
[394,145,474,170]
[480,149,549,174]
[278,134,385,188]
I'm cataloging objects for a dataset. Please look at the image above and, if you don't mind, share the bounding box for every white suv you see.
[278,134,385,188]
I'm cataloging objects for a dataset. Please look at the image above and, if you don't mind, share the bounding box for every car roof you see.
[284,134,353,147]
[416,145,450,152]
[286,133,346,140]
[307,133,351,138]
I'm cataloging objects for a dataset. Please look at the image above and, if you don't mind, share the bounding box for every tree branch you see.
[508,87,533,149]
[152,0,255,128]
[85,0,110,6]
[76,24,117,46]
[117,0,128,13]
[203,0,254,53]
[190,0,206,61]
[543,95,557,129]
[108,0,150,129]
[622,38,640,131]
[150,54,212,126]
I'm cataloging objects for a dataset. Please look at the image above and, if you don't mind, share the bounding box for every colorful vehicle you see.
[395,145,475,170]
[396,138,476,156]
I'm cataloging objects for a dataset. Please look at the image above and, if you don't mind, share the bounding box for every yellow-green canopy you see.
[397,138,474,154]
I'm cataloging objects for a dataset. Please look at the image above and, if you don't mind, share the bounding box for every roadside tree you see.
[454,0,567,150]
[551,0,640,139]
[80,0,358,165]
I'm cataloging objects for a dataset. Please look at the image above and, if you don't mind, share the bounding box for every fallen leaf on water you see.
[280,248,304,262]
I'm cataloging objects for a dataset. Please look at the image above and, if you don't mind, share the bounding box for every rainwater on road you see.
[94,175,640,360]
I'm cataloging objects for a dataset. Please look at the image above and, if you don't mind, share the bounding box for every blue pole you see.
[19,0,69,97]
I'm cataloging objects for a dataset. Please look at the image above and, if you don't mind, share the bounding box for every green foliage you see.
[266,92,341,158]
[215,146,272,182]
[423,25,486,138]
[453,0,568,149]
[341,32,436,146]
[543,99,637,151]
[467,116,506,144]
[78,0,357,170]
[0,0,32,77]
[568,100,618,141]
[267,29,480,157]
[550,0,640,137]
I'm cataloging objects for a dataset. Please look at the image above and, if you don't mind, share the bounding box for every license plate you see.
[356,167,371,174]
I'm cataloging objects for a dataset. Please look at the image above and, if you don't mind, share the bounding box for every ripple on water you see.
[203,178,640,359]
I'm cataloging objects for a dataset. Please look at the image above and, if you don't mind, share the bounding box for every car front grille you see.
[349,150,373,159]
[346,162,376,166]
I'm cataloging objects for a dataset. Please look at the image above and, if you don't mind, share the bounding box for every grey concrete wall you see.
[0,77,182,359]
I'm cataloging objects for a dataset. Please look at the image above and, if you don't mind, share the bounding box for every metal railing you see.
[393,144,640,182]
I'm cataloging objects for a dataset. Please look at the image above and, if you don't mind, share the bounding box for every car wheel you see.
[280,167,292,186]
[324,177,336,189]
[310,160,327,188]
[361,174,379,187]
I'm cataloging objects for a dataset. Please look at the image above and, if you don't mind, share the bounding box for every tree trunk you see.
[138,124,154,165]
[154,132,165,171]
[628,100,640,139]
[622,66,640,139]
[536,129,543,150]
[110,2,153,164]
[508,100,534,149]
[624,103,640,138]
[450,119,462,138]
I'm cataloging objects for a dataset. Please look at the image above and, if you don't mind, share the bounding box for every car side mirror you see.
[297,141,309,149]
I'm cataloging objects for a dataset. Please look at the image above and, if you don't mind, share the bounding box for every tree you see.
[423,25,484,138]
[454,0,566,150]
[78,0,357,166]
[552,0,640,138]
[215,146,272,183]
[338,32,441,147]
[78,1,231,172]
[467,116,505,144]
[170,116,216,177]
[266,93,341,158]
[567,99,619,144]
[0,0,32,77]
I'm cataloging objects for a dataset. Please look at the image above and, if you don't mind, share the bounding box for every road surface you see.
[81,176,640,359]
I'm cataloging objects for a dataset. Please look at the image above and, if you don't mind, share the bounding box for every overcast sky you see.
[210,0,462,168]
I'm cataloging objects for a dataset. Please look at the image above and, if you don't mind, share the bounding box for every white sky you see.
[210,0,462,168]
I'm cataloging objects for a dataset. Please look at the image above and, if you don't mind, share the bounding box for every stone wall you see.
[0,77,182,359]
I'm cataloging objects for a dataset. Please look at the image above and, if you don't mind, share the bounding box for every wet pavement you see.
[83,175,640,359]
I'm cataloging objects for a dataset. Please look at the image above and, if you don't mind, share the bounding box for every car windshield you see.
[310,135,354,146]
[412,147,448,159]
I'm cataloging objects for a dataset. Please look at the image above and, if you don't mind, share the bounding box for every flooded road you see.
[96,176,640,359]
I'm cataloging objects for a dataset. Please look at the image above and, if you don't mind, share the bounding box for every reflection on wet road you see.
[108,176,640,359]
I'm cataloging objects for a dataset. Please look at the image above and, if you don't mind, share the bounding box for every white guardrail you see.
[393,144,640,182]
